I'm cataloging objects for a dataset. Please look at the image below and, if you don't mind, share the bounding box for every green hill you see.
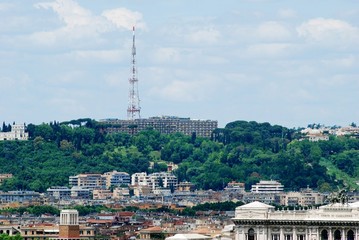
[0,119,358,192]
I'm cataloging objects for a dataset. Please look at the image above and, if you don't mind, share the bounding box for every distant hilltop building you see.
[0,123,28,141]
[100,116,218,138]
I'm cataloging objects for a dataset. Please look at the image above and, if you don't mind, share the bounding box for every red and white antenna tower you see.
[127,26,141,120]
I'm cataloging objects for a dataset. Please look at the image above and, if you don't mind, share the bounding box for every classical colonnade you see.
[234,221,359,240]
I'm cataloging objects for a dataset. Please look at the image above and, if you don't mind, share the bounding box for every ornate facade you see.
[233,201,359,240]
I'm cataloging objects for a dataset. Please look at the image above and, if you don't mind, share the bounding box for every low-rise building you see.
[70,187,91,199]
[225,181,245,192]
[0,123,28,141]
[0,191,41,203]
[112,187,130,199]
[251,180,284,194]
[46,186,71,200]
[92,189,112,200]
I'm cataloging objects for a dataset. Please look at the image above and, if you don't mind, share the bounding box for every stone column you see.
[293,227,297,240]
[267,225,271,240]
[329,228,332,240]
[281,227,284,240]
[342,228,346,240]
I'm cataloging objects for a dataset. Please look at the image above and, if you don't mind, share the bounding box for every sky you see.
[1,0,359,128]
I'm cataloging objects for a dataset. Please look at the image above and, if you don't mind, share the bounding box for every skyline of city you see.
[1,1,359,128]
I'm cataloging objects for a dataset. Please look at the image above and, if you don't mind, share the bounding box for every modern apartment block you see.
[99,116,218,138]
[102,170,131,189]
[46,186,92,200]
[131,172,178,191]
[70,172,131,190]
[0,123,28,141]
[69,174,106,190]
[250,180,284,194]
[0,190,41,203]
[47,186,71,200]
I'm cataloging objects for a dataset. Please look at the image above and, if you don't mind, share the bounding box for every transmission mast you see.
[127,26,141,120]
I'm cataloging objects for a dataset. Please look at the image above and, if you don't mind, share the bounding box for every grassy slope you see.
[319,158,358,190]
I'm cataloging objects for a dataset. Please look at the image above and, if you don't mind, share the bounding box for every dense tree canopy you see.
[0,119,358,192]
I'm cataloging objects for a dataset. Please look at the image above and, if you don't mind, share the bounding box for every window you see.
[298,235,305,240]
[248,229,256,240]
[334,230,341,240]
[321,230,328,240]
[347,230,354,240]
[272,234,280,240]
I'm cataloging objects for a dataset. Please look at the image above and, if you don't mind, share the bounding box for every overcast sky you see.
[1,0,359,128]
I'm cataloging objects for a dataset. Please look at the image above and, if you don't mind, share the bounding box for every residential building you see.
[131,172,178,191]
[92,189,112,200]
[102,171,130,189]
[46,186,71,200]
[70,187,91,199]
[251,180,284,194]
[69,174,106,190]
[0,123,28,141]
[225,181,245,192]
[99,116,218,138]
[242,192,279,205]
[279,187,324,206]
[177,181,195,192]
[112,187,130,199]
[0,191,41,203]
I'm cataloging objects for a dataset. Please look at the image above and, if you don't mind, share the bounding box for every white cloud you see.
[153,47,182,63]
[32,0,145,45]
[297,18,359,45]
[186,27,221,44]
[256,21,292,41]
[35,0,94,29]
[147,70,220,102]
[149,80,208,102]
[102,8,145,31]
[278,8,297,19]
[65,49,126,63]
[322,56,356,68]
[246,43,293,57]
[0,3,13,11]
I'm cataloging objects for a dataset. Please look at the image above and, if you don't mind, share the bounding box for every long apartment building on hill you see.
[99,116,218,138]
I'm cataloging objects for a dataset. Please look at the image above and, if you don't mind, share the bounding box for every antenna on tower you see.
[127,26,141,120]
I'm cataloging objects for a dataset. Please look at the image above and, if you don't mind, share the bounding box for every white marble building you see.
[233,201,359,240]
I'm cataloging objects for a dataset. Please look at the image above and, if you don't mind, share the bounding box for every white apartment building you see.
[131,172,149,186]
[131,172,178,191]
[0,123,28,141]
[251,180,284,194]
